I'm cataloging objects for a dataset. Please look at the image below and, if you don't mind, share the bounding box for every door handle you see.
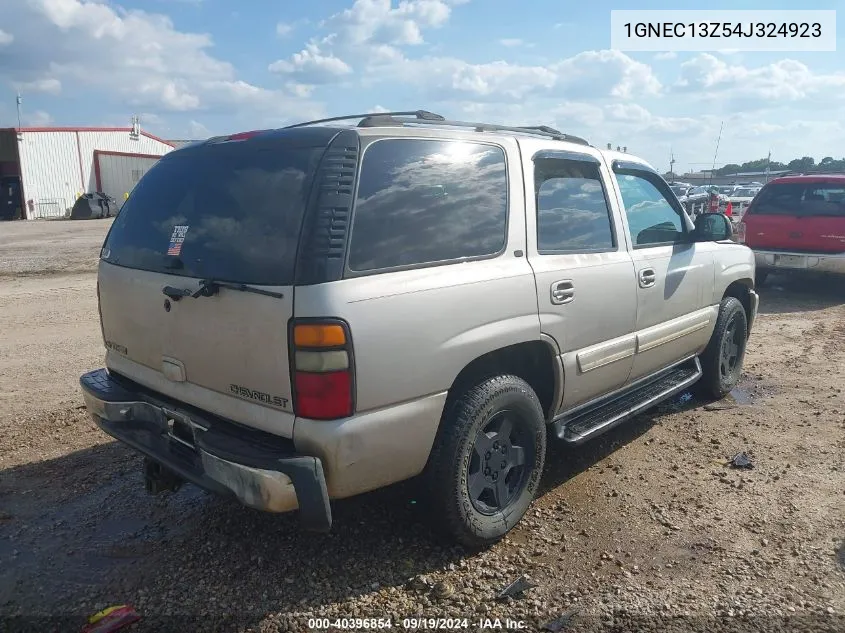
[638,268,657,288]
[551,280,575,305]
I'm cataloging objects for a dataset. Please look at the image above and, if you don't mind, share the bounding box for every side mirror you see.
[693,212,733,242]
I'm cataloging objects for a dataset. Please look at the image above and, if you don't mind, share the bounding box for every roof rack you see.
[778,169,845,177]
[282,110,445,129]
[382,116,590,146]
[281,110,590,146]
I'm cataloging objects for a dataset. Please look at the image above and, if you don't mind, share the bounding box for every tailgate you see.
[744,180,845,253]
[99,263,296,435]
[95,133,329,436]
[745,214,845,253]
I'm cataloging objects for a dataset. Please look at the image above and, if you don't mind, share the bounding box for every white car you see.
[727,187,761,219]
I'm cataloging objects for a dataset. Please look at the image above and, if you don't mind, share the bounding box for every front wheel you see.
[424,375,546,549]
[697,296,748,399]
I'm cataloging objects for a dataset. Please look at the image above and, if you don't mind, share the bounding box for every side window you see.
[535,157,615,253]
[615,171,685,247]
[348,139,508,272]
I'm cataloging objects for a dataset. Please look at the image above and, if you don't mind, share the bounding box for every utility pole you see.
[709,121,724,187]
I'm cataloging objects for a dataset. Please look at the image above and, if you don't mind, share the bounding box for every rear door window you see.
[534,157,616,253]
[347,138,508,272]
[751,182,845,217]
[101,142,324,285]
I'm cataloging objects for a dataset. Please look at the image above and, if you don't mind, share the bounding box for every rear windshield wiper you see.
[162,279,284,301]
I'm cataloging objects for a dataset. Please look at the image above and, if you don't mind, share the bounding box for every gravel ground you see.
[0,219,843,633]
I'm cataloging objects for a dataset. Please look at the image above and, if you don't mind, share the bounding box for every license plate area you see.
[774,254,806,268]
[163,409,197,450]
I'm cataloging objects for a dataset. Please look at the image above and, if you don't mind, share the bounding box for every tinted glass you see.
[101,143,323,285]
[348,139,507,271]
[750,182,845,217]
[615,173,685,246]
[535,158,615,252]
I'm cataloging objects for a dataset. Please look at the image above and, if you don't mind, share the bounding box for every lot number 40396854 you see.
[307,618,394,629]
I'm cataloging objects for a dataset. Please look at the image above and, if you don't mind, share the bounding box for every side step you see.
[554,357,702,444]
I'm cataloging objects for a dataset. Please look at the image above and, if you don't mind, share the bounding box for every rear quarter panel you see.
[293,136,540,414]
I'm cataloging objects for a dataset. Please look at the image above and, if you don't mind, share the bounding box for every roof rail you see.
[280,110,590,145]
[400,117,590,146]
[777,169,845,177]
[282,110,445,129]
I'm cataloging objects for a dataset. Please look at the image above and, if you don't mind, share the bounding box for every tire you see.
[696,296,748,400]
[755,270,769,287]
[423,375,546,549]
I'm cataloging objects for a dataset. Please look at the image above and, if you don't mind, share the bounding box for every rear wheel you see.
[697,296,748,399]
[424,375,546,549]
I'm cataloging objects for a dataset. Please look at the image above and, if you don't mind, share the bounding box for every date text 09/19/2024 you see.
[307,618,528,630]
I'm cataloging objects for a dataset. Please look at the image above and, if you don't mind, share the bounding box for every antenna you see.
[130,115,140,140]
[15,93,23,140]
[709,121,724,186]
[669,148,676,183]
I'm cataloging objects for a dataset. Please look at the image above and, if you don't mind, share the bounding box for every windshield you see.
[750,182,845,217]
[101,142,325,285]
[733,188,758,197]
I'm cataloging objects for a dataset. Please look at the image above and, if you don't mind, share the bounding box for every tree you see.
[821,156,834,165]
[787,156,815,171]
[716,163,741,175]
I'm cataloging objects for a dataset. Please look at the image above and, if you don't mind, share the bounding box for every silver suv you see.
[80,111,759,547]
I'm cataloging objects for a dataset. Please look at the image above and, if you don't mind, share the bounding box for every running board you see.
[554,357,702,444]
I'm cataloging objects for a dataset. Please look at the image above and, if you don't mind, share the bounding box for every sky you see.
[0,0,844,174]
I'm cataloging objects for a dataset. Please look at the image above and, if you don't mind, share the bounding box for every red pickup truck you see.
[738,174,845,286]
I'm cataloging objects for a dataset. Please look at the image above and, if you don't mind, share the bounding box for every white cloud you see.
[268,42,352,82]
[271,1,659,104]
[0,29,13,45]
[285,82,315,98]
[276,22,294,37]
[675,54,845,105]
[499,38,523,47]
[324,0,459,47]
[16,77,62,95]
[0,0,321,124]
[23,110,53,126]
[188,120,210,138]
[654,51,677,61]
[140,112,164,126]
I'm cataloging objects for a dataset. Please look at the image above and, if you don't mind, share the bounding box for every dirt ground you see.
[0,219,843,633]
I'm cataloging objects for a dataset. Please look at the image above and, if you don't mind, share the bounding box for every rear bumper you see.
[754,250,845,275]
[79,369,332,532]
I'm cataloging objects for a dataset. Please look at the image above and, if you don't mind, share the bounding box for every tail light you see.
[290,321,354,420]
[737,221,747,244]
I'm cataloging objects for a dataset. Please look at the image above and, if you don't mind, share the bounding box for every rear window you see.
[101,142,324,285]
[750,182,845,217]
[347,138,508,272]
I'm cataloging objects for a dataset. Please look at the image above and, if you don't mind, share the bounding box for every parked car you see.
[80,111,759,547]
[726,187,761,220]
[739,174,845,285]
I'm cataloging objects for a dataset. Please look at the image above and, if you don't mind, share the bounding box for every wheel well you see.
[446,341,558,421]
[724,279,753,318]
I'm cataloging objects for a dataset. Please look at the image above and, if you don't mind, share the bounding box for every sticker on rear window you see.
[167,225,189,256]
